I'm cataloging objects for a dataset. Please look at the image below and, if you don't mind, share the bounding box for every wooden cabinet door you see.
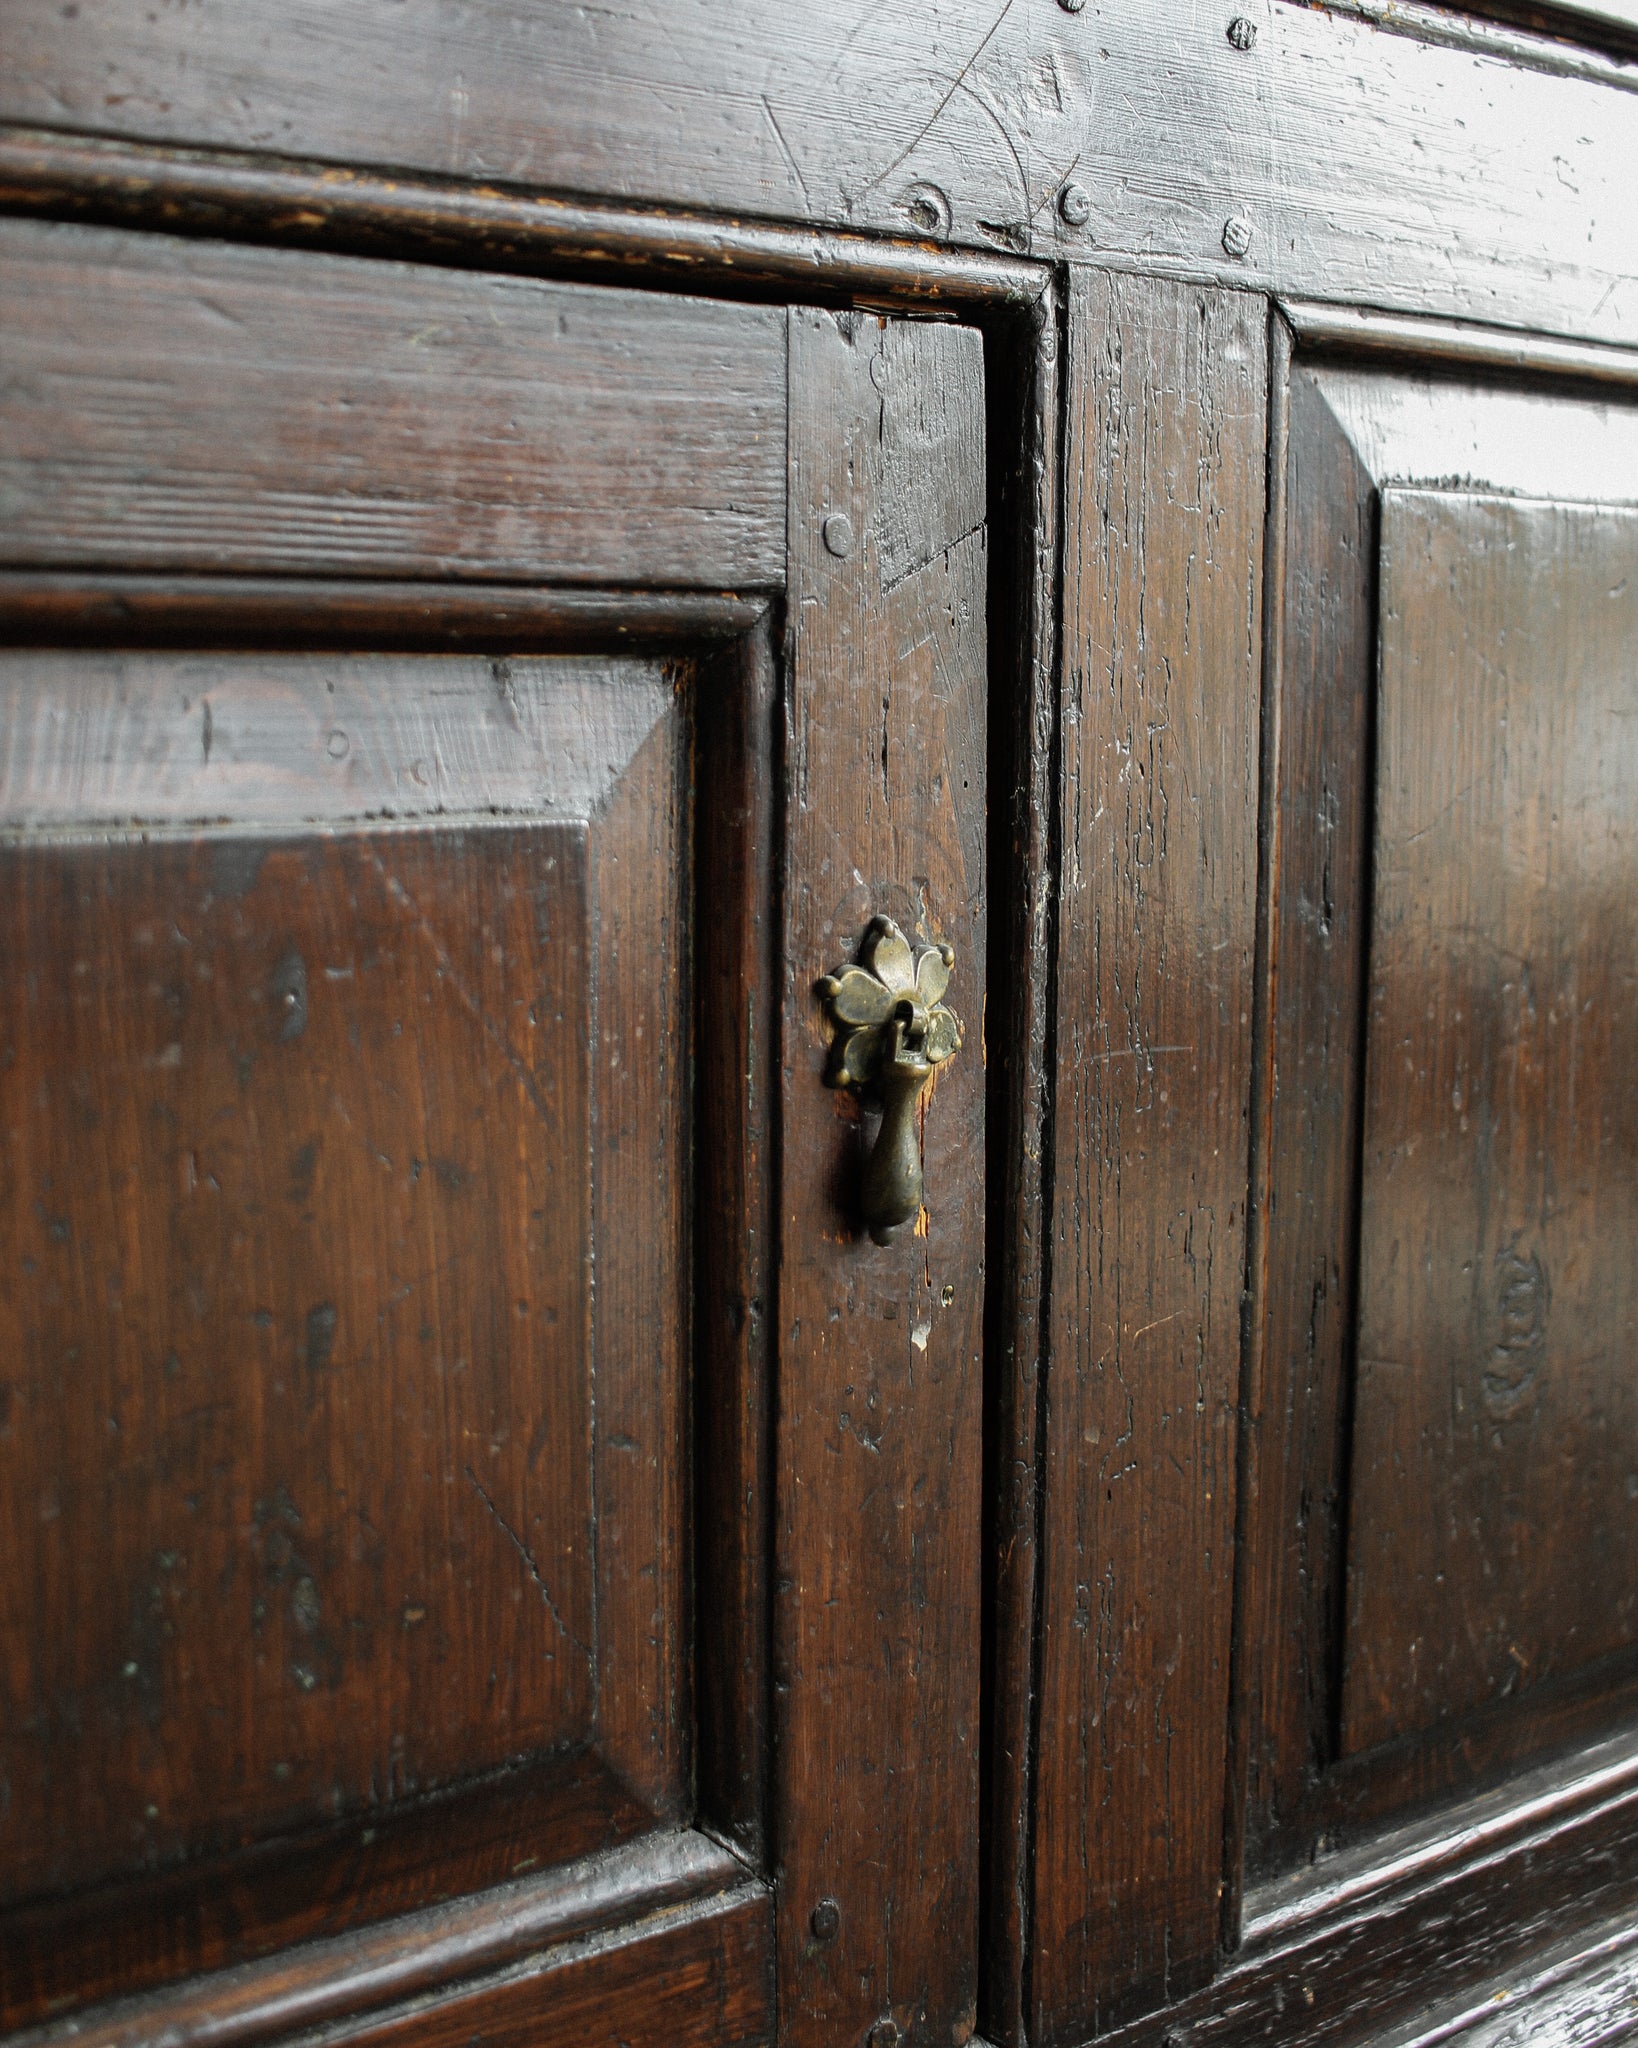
[1226,315,1638,2035]
[1030,279,1638,2048]
[0,221,989,2048]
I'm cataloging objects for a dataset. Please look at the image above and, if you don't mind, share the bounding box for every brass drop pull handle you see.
[818,916,962,1245]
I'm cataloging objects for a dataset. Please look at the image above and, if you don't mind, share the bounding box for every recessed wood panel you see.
[0,652,687,1910]
[1341,490,1638,1756]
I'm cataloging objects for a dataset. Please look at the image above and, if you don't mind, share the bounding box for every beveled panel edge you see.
[0,647,679,832]
[7,1830,751,2048]
[1092,1730,1638,2045]
[0,125,1049,314]
[1279,298,1638,385]
[1241,1724,1638,1954]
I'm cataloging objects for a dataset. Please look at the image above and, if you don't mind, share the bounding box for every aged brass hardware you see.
[817,915,962,1245]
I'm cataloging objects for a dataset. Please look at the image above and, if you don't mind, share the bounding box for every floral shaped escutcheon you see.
[817,915,962,1243]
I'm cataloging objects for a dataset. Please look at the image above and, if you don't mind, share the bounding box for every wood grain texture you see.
[1378,1919,1638,2048]
[1235,359,1380,1880]
[20,1869,773,2048]
[3,1,1638,342]
[980,283,1063,2048]
[693,620,781,1859]
[1341,491,1638,1757]
[1033,271,1265,2042]
[0,128,1047,313]
[1239,354,1638,1882]
[4,1827,739,2048]
[0,651,690,1999]
[0,217,784,585]
[776,308,987,2048]
[1095,1729,1638,2046]
[315,1882,772,2048]
[0,577,768,651]
[0,651,676,829]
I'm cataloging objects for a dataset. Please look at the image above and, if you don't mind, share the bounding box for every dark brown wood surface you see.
[4,1830,746,2048]
[981,280,1063,2048]
[1095,1728,1638,2046]
[1240,346,1638,1894]
[299,1884,772,2048]
[776,308,988,2048]
[692,618,782,1864]
[0,650,688,1915]
[0,218,784,586]
[3,2,1637,343]
[1032,270,1266,2042]
[4,0,1638,2038]
[1234,350,1381,1881]
[1342,489,1638,1756]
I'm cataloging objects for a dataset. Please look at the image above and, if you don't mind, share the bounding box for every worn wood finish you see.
[0,1756,649,2026]
[980,281,1063,2048]
[1234,355,1380,1881]
[4,1831,745,2048]
[1033,272,1265,2042]
[1281,299,1638,388]
[777,309,988,2048]
[1239,347,1638,1894]
[1094,1730,1638,2046]
[0,129,1047,313]
[0,650,690,1978]
[20,1873,774,2048]
[4,2,1638,342]
[0,577,769,652]
[0,218,785,586]
[0,205,811,2048]
[309,1883,773,2048]
[0,650,680,830]
[693,616,781,1860]
[1342,490,1638,1756]
[1378,1921,1638,2048]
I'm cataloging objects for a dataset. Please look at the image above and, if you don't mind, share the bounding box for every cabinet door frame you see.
[0,215,1056,2048]
[1197,302,1638,2048]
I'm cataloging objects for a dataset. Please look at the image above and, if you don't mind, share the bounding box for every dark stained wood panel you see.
[323,1882,773,2048]
[0,1754,651,2027]
[1240,353,1638,1884]
[1235,355,1381,1878]
[3,1832,751,2048]
[776,309,987,2048]
[0,219,784,586]
[0,653,688,1909]
[1034,271,1266,2042]
[1096,1729,1638,2048]
[1341,490,1638,1757]
[3,2,1637,342]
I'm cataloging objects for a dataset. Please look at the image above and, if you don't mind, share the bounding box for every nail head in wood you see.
[822,512,855,558]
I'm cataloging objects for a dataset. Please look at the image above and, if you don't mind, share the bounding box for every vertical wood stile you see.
[1033,271,1267,2041]
[778,307,989,2048]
